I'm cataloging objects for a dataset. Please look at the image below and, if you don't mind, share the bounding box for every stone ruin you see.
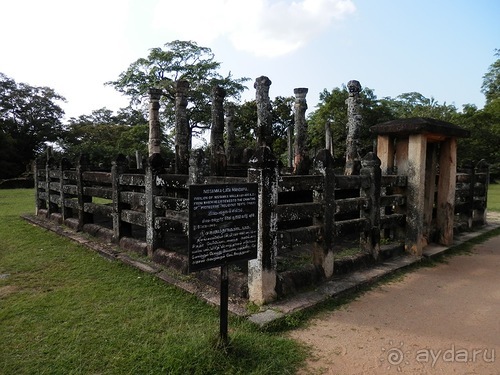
[32,76,489,305]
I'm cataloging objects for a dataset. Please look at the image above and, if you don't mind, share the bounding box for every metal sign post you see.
[220,264,229,346]
[188,183,258,347]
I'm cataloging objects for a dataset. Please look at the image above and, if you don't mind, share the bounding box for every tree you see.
[270,96,295,162]
[307,85,390,165]
[226,100,257,152]
[224,96,294,163]
[307,86,349,161]
[67,106,147,127]
[0,72,65,178]
[62,107,170,168]
[386,92,457,121]
[481,49,500,105]
[106,40,250,140]
[453,50,500,177]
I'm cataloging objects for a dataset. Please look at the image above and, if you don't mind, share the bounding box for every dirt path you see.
[290,235,500,375]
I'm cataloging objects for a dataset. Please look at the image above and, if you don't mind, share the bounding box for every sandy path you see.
[290,235,500,375]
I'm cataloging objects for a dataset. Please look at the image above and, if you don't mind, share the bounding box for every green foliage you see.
[106,40,250,138]
[0,189,307,374]
[226,97,295,163]
[63,123,173,168]
[0,73,65,178]
[226,100,258,152]
[307,86,349,162]
[271,96,295,162]
[481,49,500,105]
[307,85,392,165]
[456,50,500,171]
[455,102,500,170]
[384,92,458,120]
[306,80,498,171]
[60,106,171,167]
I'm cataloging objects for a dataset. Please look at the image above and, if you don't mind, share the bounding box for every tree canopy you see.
[60,106,172,168]
[481,49,500,105]
[306,85,393,165]
[227,96,295,163]
[106,40,250,138]
[0,73,65,178]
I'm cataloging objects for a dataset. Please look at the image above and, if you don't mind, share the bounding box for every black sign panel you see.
[188,183,258,272]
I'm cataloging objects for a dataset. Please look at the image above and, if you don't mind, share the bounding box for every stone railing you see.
[33,149,488,304]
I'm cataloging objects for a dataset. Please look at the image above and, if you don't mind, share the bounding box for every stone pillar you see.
[76,153,92,230]
[344,80,362,175]
[313,149,335,278]
[406,134,427,255]
[148,88,163,156]
[247,146,278,304]
[460,160,475,229]
[44,147,55,218]
[376,135,394,174]
[112,154,131,243]
[225,104,236,164]
[395,138,409,174]
[293,87,310,175]
[210,86,227,176]
[43,147,53,218]
[475,159,489,226]
[59,158,72,222]
[175,80,190,174]
[254,76,272,148]
[436,137,457,245]
[145,153,166,257]
[34,156,45,215]
[423,143,438,243]
[360,152,382,259]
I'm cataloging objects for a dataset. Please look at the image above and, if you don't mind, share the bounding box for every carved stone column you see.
[148,88,162,156]
[293,87,309,174]
[175,80,190,174]
[406,133,427,256]
[345,80,362,175]
[247,146,279,304]
[254,76,272,148]
[210,86,227,175]
[225,104,236,164]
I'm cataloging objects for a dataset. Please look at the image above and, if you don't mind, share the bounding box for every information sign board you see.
[188,183,258,272]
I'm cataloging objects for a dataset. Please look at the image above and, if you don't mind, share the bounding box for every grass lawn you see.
[0,189,306,375]
[488,183,500,212]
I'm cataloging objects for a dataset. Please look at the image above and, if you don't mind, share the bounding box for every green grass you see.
[0,189,307,375]
[488,183,500,212]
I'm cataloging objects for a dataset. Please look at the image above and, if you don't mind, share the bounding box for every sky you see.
[1,0,499,121]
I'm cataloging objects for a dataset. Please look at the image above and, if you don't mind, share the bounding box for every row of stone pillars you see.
[146,76,364,176]
[148,81,191,175]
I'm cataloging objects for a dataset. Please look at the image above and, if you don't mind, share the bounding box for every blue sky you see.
[1,0,498,120]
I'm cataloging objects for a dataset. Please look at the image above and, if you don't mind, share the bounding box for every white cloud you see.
[153,0,356,57]
[1,0,132,118]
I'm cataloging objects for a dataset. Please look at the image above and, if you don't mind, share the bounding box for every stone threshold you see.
[22,213,500,328]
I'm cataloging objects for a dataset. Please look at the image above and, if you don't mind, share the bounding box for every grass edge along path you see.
[0,189,307,375]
